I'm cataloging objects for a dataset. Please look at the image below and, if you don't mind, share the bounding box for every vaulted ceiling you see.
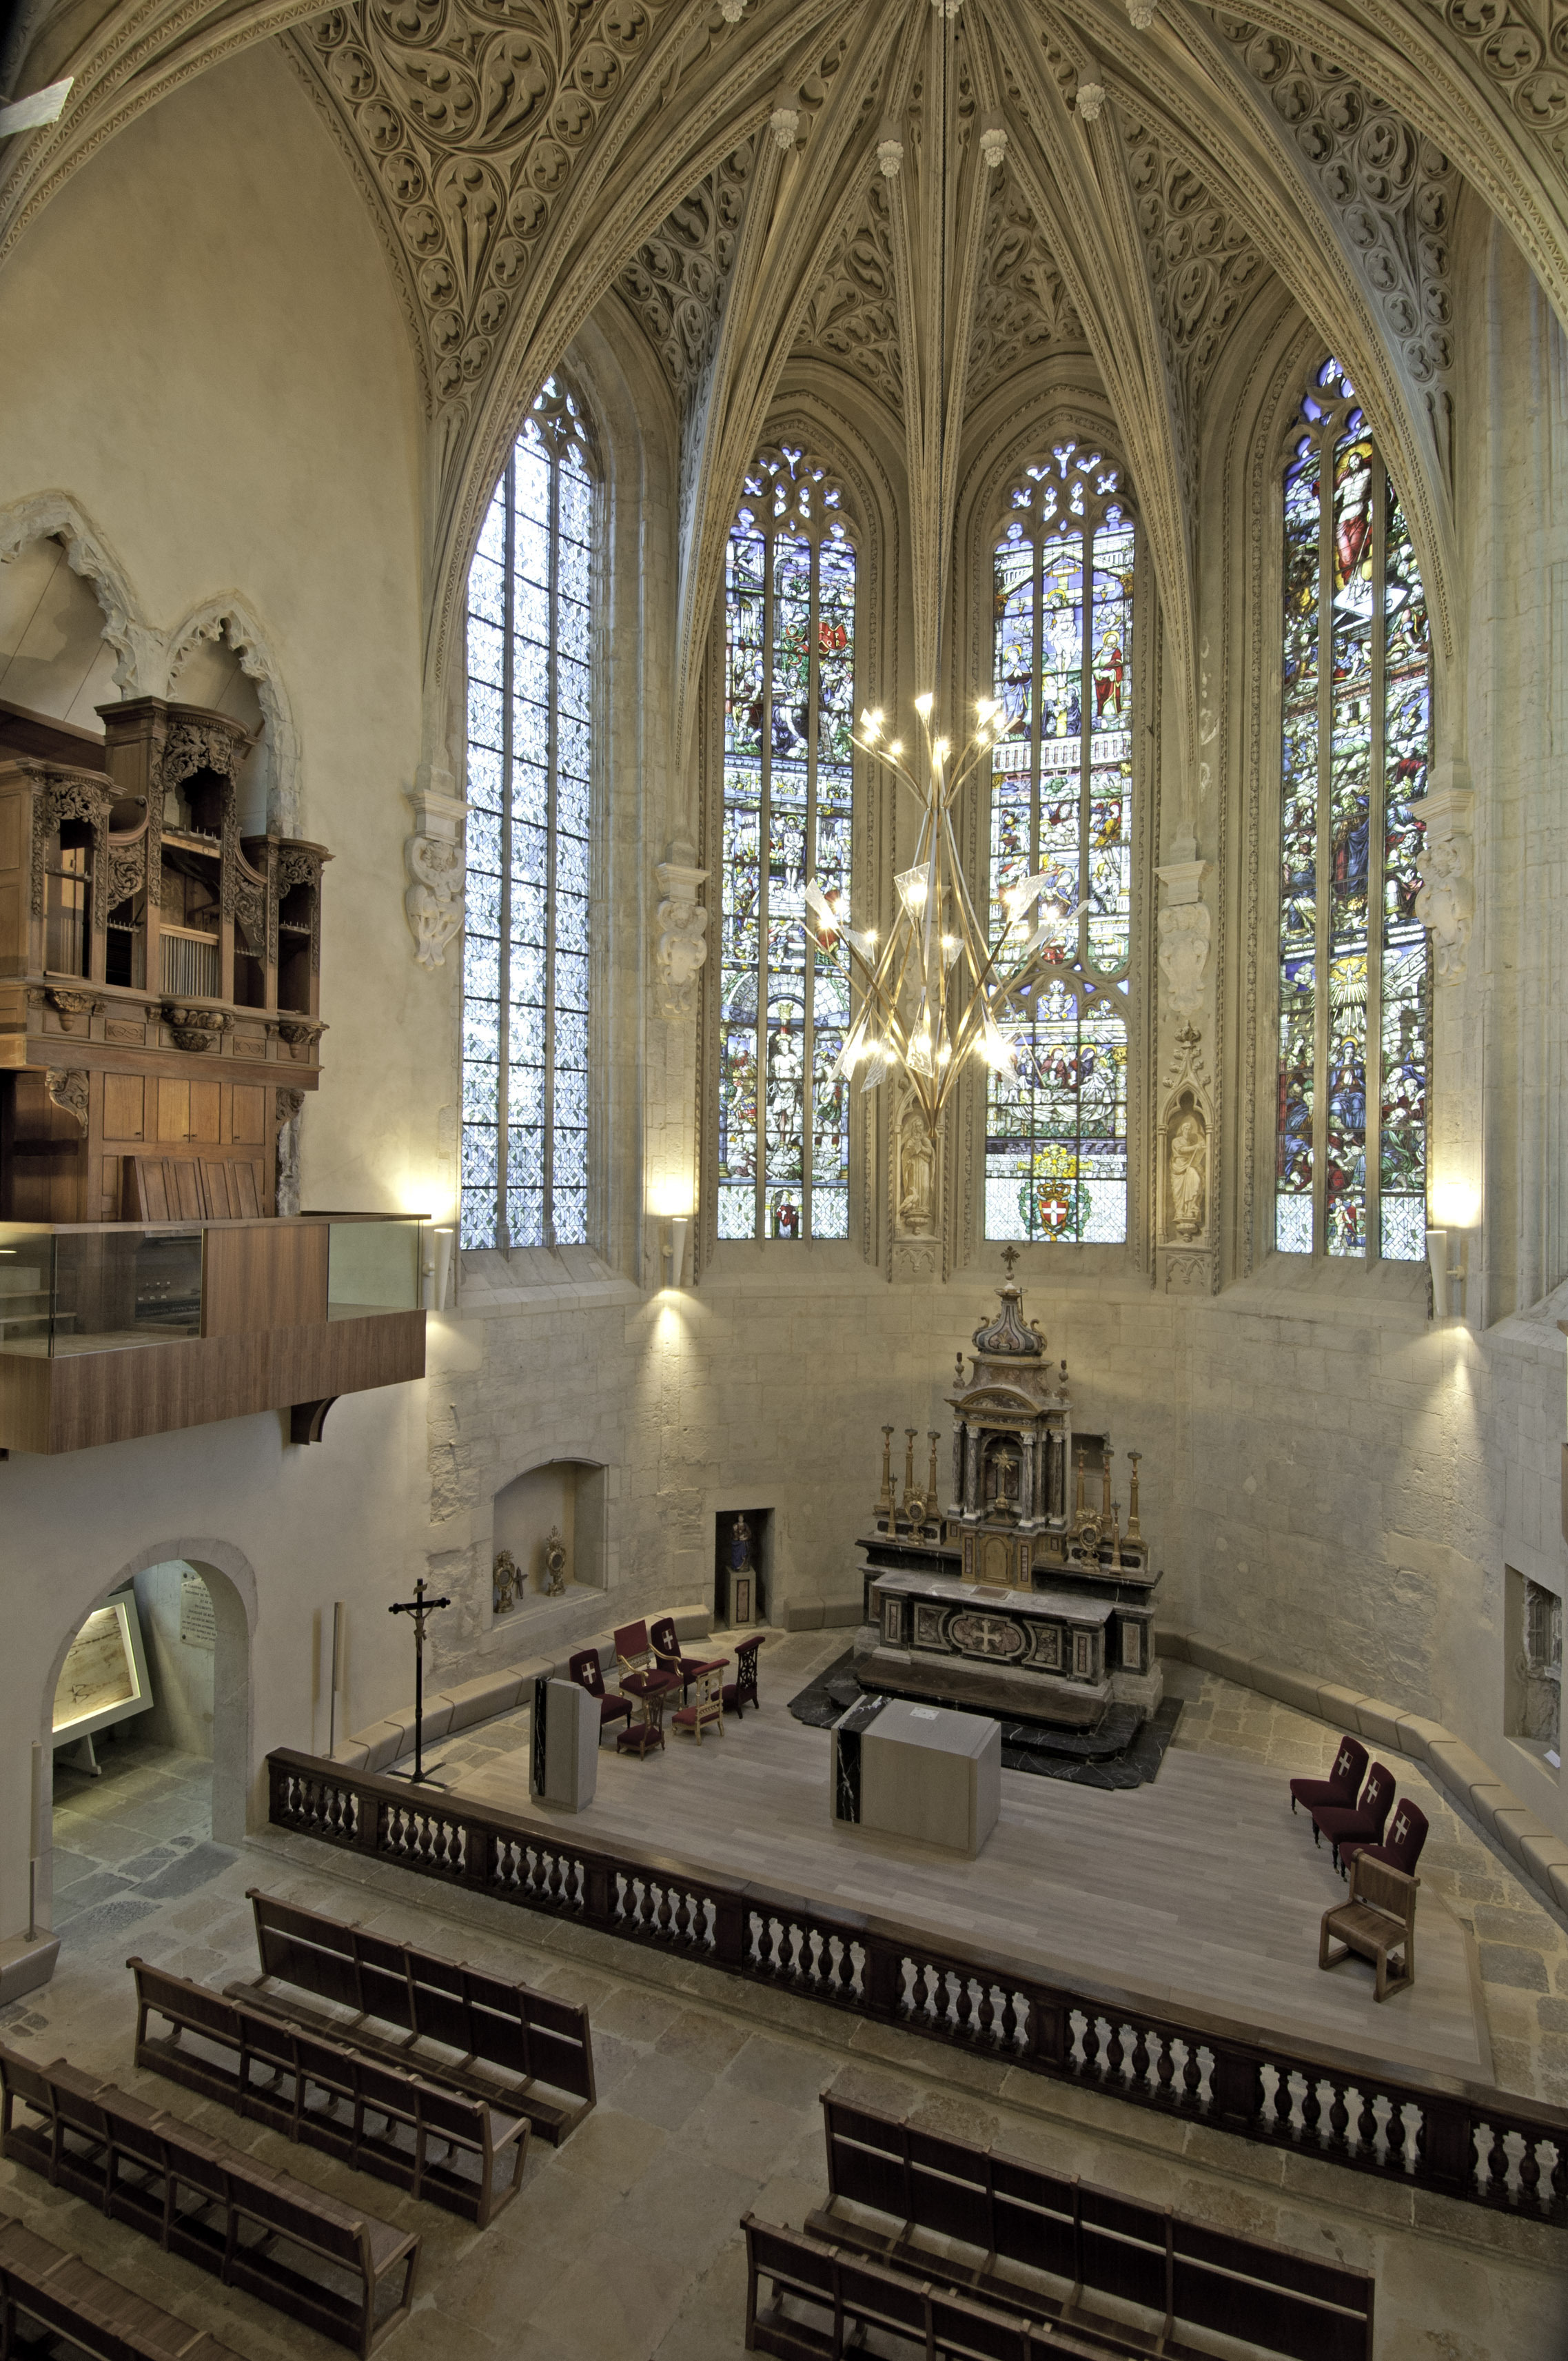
[3,0,1562,768]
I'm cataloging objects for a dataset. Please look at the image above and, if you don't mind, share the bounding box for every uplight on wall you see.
[664,1217,690,1289]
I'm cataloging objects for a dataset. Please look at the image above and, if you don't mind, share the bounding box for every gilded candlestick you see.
[876,1425,895,1517]
[903,1427,919,1519]
[1099,1437,1113,1539]
[926,1432,941,1528]
[1126,1449,1142,1541]
[1110,1503,1123,1568]
[1074,1442,1087,1523]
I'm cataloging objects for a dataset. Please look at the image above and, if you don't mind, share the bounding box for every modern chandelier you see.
[806,701,1081,1137]
[800,0,1081,1141]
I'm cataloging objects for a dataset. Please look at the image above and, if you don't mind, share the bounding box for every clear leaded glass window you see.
[462,377,594,1251]
[988,445,1134,1243]
[1277,358,1430,1261]
[717,446,857,1242]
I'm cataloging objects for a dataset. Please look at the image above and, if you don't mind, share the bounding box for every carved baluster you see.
[1129,2025,1150,2089]
[1518,2139,1542,2206]
[1551,2138,1567,2209]
[1106,2021,1126,2083]
[999,1989,1019,2048]
[1358,2091,1379,2156]
[1154,2036,1174,2097]
[1486,2122,1511,2196]
[673,1888,691,1945]
[1081,2016,1102,2076]
[837,1938,857,1999]
[1181,2042,1202,2102]
[1328,2083,1350,2149]
[1301,2076,1323,2140]
[910,1960,931,2021]
[1272,2066,1295,2131]
[976,1984,996,2042]
[1385,2098,1407,2170]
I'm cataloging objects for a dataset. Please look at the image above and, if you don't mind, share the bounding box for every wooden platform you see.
[451,1635,1489,2080]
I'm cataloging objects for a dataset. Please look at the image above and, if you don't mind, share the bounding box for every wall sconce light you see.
[1426,1226,1469,1321]
[664,1217,689,1289]
[422,1226,455,1311]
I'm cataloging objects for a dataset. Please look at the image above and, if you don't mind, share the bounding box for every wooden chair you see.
[1318,1854,1418,2001]
[613,1620,681,1747]
[723,1633,766,1717]
[671,1661,726,1746]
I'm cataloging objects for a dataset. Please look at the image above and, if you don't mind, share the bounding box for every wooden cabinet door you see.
[102,1074,145,1142]
[156,1080,190,1142]
[229,1084,265,1145]
[188,1081,221,1143]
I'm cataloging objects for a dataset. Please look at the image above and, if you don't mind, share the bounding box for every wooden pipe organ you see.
[0,696,329,1222]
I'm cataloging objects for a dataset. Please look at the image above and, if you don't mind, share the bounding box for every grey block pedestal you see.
[529,1677,598,1812]
[831,1696,1000,1858]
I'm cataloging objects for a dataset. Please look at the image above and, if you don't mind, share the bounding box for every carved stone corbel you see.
[405,777,468,971]
[45,1070,89,1132]
[653,840,709,1020]
[46,989,102,1035]
[1414,764,1474,983]
[1156,831,1211,1020]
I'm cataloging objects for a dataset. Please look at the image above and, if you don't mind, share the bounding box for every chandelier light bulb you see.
[887,740,903,758]
[914,691,935,720]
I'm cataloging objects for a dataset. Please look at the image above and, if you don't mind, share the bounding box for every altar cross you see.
[387,1577,451,1786]
[999,1245,1020,1279]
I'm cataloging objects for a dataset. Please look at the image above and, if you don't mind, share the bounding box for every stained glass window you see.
[462,376,594,1252]
[718,446,857,1242]
[1276,358,1430,1261]
[987,445,1134,1243]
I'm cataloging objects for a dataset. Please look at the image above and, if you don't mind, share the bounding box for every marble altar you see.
[853,1257,1163,1732]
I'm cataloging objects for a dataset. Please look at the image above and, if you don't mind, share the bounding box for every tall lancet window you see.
[718,446,857,1243]
[988,445,1134,1244]
[1276,358,1430,1260]
[461,376,594,1252]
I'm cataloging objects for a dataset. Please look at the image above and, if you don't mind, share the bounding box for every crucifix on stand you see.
[387,1578,451,1787]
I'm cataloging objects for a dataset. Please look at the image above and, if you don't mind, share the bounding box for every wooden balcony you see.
[0,1214,425,1454]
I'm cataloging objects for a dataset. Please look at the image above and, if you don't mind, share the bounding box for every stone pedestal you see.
[529,1677,598,1813]
[831,1695,1000,1859]
[0,1931,59,2004]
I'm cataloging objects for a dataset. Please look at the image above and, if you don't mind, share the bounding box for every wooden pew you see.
[228,1886,594,2143]
[0,2209,244,2361]
[0,2044,419,2360]
[743,2216,1104,2360]
[128,1958,529,2229]
[809,2091,1376,2361]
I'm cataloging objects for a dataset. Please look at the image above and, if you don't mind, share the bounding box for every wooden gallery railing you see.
[267,1749,1568,2227]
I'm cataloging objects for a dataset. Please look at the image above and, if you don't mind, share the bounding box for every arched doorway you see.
[41,1551,254,1943]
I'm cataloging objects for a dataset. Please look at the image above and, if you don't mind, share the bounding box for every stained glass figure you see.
[988,445,1134,1242]
[462,376,595,1252]
[720,446,856,1242]
[1275,358,1430,1260]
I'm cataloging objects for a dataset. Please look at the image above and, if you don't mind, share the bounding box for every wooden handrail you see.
[266,1745,1568,2225]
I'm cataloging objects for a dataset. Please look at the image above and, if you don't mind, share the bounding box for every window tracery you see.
[461,376,595,1252]
[986,443,1134,1245]
[717,445,857,1243]
[1276,357,1430,1262]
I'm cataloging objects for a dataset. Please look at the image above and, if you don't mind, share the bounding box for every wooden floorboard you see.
[452,1632,1486,2080]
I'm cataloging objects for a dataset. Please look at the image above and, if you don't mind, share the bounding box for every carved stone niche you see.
[1414,762,1474,984]
[1156,1023,1214,1291]
[653,838,709,1020]
[1156,831,1210,1020]
[405,777,468,973]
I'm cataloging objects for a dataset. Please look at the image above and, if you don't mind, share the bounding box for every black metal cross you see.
[999,1244,1021,1279]
[387,1577,451,1786]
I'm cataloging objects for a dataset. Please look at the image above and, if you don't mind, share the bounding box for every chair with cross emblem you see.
[1341,1796,1429,1882]
[1310,1759,1396,1875]
[1288,1734,1367,1827]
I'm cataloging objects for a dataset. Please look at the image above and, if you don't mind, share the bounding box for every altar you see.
[851,1253,1164,1734]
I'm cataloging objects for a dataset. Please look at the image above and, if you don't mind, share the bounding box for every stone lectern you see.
[530,1676,598,1813]
[831,1695,1000,1859]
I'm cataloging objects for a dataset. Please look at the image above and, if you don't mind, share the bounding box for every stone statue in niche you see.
[896,1097,937,1235]
[492,1549,519,1616]
[1167,1097,1207,1239]
[541,1526,567,1595]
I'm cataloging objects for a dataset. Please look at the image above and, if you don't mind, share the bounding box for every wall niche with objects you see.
[490,1459,607,1619]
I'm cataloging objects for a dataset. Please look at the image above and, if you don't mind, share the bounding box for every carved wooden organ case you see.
[0,697,329,1222]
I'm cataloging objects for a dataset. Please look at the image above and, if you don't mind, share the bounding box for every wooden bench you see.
[129,1957,529,2228]
[744,2216,1106,2360]
[808,2090,1375,2361]
[228,1887,593,2144]
[0,2209,245,2361]
[0,2043,419,2360]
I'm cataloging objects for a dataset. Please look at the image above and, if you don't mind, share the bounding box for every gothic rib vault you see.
[4,0,1563,775]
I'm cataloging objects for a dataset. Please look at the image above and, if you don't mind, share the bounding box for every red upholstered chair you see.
[1342,1797,1429,1881]
[1289,1735,1367,1825]
[569,1648,630,1742]
[614,1620,681,1741]
[722,1634,765,1717]
[1312,1760,1397,1875]
[649,1615,706,1703]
